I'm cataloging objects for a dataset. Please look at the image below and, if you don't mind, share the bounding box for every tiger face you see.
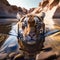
[19,14,45,45]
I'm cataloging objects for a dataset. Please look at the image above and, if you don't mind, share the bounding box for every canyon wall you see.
[32,0,60,18]
[0,0,28,18]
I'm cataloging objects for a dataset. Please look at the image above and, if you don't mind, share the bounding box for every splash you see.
[44,5,58,30]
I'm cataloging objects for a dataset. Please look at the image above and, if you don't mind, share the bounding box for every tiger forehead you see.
[26,15,40,23]
[27,15,35,22]
[21,14,41,24]
[27,15,39,27]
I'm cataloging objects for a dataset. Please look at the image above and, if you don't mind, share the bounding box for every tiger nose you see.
[29,32,35,37]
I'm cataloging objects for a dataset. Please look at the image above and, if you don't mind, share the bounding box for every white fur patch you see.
[24,16,29,22]
[34,17,39,23]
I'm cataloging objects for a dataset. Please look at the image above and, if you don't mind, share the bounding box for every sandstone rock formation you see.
[32,0,60,18]
[28,8,35,13]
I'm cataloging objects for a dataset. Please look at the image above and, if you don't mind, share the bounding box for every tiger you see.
[16,13,45,59]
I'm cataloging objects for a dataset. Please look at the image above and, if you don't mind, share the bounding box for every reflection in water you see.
[0,23,19,53]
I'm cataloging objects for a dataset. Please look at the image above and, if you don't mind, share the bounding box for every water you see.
[53,19,60,26]
[0,18,19,53]
[0,18,60,55]
[0,18,18,24]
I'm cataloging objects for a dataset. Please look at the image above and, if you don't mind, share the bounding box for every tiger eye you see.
[22,26,25,29]
[22,23,25,29]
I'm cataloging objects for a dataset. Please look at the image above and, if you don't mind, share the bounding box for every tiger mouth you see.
[27,41,36,45]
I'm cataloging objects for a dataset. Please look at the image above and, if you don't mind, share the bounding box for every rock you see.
[40,0,49,8]
[32,0,60,18]
[53,6,60,18]
[0,52,8,59]
[0,0,28,18]
[22,8,28,14]
[36,51,57,60]
[28,8,35,13]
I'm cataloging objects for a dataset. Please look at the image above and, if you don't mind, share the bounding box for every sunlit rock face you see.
[39,0,49,8]
[48,0,60,19]
[32,0,60,16]
[0,0,28,18]
[28,8,35,13]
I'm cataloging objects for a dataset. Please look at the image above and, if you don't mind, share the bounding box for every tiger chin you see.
[16,13,45,59]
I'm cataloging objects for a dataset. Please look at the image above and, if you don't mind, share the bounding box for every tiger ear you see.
[16,12,23,21]
[37,12,45,21]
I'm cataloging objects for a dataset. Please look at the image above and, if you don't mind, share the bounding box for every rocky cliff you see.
[28,8,35,13]
[0,0,28,18]
[32,0,60,18]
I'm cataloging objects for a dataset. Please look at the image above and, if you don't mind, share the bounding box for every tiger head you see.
[18,13,45,45]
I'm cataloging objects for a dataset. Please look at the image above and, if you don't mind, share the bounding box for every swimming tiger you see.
[16,13,45,59]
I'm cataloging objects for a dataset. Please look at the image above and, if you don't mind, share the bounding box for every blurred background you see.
[0,0,60,60]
